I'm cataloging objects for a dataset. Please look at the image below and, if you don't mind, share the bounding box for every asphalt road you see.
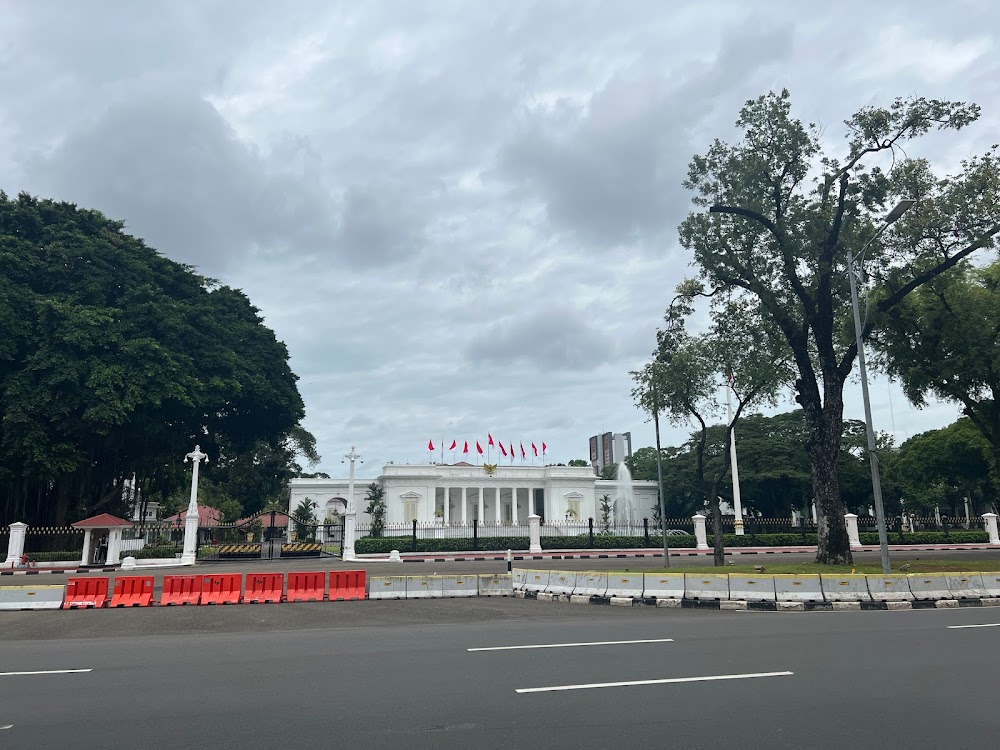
[2,598,999,749]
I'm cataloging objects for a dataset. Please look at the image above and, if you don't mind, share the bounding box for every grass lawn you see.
[621,560,1000,575]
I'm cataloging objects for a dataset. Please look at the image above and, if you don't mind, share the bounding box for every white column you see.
[4,522,27,567]
[845,513,862,549]
[693,514,709,550]
[107,529,123,566]
[180,445,208,565]
[444,487,451,525]
[342,446,361,562]
[528,514,542,554]
[478,488,484,523]
[511,487,518,523]
[80,529,93,567]
[494,487,501,523]
[461,487,468,525]
[983,513,1000,545]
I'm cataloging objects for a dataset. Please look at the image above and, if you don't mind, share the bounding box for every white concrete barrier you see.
[478,574,513,596]
[773,575,824,602]
[367,575,408,600]
[546,571,577,596]
[0,584,65,610]
[523,570,550,593]
[684,573,729,600]
[820,575,872,602]
[512,568,529,590]
[980,573,1000,598]
[866,575,914,601]
[642,573,685,600]
[727,575,776,602]
[441,575,478,597]
[907,573,952,600]
[407,575,444,598]
[605,574,644,598]
[574,572,609,597]
[946,573,988,599]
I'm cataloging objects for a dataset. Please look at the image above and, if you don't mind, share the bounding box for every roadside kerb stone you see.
[720,600,748,610]
[820,574,872,602]
[832,601,862,611]
[866,575,914,602]
[773,574,824,602]
[886,601,913,610]
[569,594,591,604]
[684,573,729,601]
[610,596,636,606]
[777,601,805,611]
[935,599,959,608]
[727,575,776,602]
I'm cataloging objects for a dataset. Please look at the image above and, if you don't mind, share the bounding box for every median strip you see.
[515,670,794,693]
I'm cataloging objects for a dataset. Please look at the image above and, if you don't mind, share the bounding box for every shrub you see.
[858,531,987,545]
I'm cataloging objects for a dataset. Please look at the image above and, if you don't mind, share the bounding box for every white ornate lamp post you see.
[180,445,208,565]
[342,446,362,562]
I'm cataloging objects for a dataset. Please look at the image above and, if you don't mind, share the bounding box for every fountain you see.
[612,460,635,526]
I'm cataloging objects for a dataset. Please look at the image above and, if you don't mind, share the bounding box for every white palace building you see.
[288,462,658,529]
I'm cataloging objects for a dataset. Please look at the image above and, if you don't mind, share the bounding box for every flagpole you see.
[726,377,744,535]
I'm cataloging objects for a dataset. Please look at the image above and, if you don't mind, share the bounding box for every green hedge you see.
[20,550,81,562]
[356,530,989,554]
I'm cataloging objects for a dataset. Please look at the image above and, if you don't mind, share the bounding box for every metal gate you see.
[197,511,339,561]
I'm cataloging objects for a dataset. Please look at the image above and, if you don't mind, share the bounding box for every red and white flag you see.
[542,442,547,456]
[463,441,469,454]
[508,442,515,462]
[520,442,526,459]
[476,441,484,455]
[427,439,434,451]
[449,439,457,451]
[531,442,538,457]
[499,442,508,457]
[488,433,494,447]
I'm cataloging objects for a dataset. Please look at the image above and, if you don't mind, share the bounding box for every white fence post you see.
[983,513,1000,545]
[528,514,542,554]
[845,513,862,549]
[5,522,28,567]
[692,514,709,550]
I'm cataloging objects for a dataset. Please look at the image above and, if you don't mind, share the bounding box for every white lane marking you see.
[516,670,794,694]
[0,669,93,677]
[0,725,12,730]
[947,623,1000,629]
[468,638,674,652]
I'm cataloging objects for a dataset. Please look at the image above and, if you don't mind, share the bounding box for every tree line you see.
[0,193,317,527]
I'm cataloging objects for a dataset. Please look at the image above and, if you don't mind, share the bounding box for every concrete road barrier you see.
[406,575,444,599]
[477,574,512,596]
[866,575,914,601]
[0,584,65,610]
[773,574,824,602]
[820,575,872,602]
[368,576,407,600]
[907,573,952,600]
[511,569,528,591]
[727,575,776,602]
[981,573,1000,598]
[522,570,550,593]
[684,573,729,601]
[546,571,577,596]
[642,573,684,600]
[605,574,643,598]
[440,575,477,597]
[946,573,988,599]
[574,572,609,597]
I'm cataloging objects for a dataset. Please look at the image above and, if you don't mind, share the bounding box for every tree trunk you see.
[808,400,852,565]
[710,486,724,566]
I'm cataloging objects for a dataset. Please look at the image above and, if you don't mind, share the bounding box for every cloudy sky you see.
[2,1,997,477]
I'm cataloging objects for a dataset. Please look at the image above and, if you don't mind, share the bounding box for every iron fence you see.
[22,526,85,557]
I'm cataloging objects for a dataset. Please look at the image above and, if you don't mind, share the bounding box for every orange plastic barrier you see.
[243,573,284,603]
[200,574,243,605]
[330,570,366,601]
[109,576,155,607]
[160,575,203,606]
[63,577,110,609]
[286,571,325,602]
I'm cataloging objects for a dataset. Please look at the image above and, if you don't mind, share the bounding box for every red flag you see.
[499,442,508,457]
[520,442,526,459]
[488,433,494,447]
[476,441,484,455]
[532,442,538,456]
[449,439,457,450]
[463,441,469,454]
[428,439,434,451]
[509,442,514,461]
[542,441,547,455]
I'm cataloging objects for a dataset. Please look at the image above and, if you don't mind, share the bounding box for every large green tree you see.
[680,90,999,563]
[876,260,1000,486]
[0,192,316,526]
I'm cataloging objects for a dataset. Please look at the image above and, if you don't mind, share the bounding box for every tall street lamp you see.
[649,364,670,566]
[341,446,362,561]
[847,198,915,575]
[180,445,208,565]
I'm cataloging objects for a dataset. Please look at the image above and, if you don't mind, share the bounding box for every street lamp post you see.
[650,368,670,566]
[847,199,915,575]
[342,446,362,561]
[180,445,208,565]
